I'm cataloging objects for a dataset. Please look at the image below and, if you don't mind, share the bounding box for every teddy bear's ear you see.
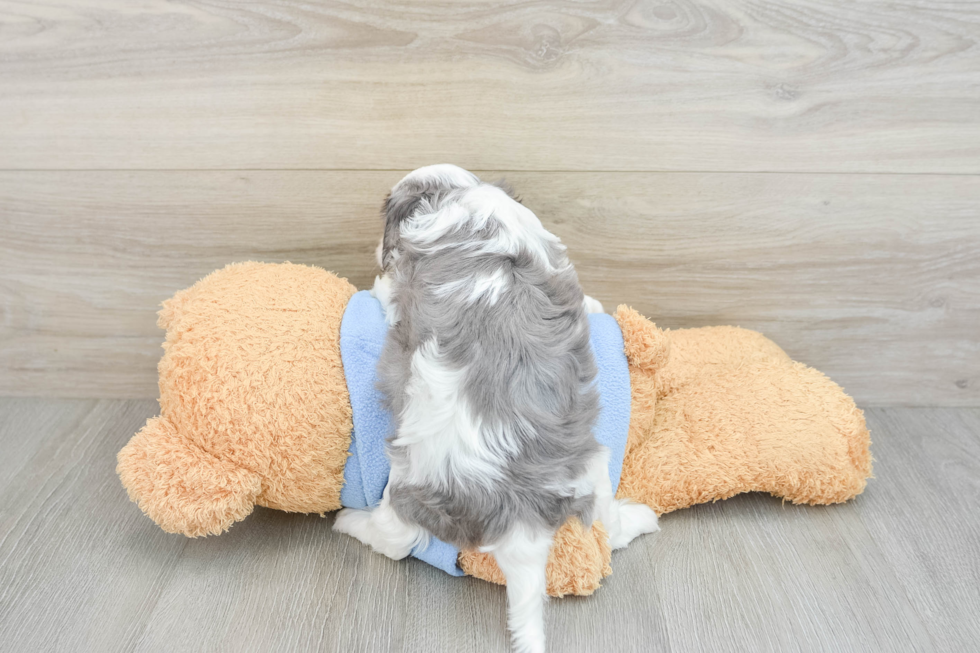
[613,305,669,373]
[117,417,262,537]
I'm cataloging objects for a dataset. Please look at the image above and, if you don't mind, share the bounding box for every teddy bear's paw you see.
[608,500,659,550]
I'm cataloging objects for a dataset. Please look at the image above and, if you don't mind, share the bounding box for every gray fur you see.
[377,170,601,549]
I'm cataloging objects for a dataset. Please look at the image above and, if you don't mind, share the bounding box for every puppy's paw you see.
[333,508,373,545]
[334,507,420,561]
[609,501,659,550]
[583,295,604,314]
[371,274,400,325]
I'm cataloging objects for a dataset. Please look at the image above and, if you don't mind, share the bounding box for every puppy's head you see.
[379,164,480,270]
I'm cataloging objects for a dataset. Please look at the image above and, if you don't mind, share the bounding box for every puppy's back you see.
[378,175,601,549]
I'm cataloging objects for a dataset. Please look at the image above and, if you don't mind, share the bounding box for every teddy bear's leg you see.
[333,483,428,560]
[117,417,262,537]
[587,448,660,550]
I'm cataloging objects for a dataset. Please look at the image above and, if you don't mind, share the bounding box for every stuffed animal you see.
[117,261,872,596]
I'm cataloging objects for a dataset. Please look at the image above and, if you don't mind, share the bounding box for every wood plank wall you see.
[1,1,978,404]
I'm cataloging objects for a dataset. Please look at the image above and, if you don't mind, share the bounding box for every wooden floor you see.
[0,398,977,652]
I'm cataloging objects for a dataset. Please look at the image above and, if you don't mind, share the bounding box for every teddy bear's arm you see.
[117,416,263,538]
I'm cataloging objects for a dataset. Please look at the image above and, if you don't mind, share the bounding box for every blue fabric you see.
[338,290,631,577]
[587,312,632,494]
[339,292,391,511]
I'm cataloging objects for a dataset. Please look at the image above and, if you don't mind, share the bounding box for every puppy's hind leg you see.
[587,449,659,550]
[608,499,660,549]
[485,525,553,653]
[333,484,427,561]
[370,273,400,326]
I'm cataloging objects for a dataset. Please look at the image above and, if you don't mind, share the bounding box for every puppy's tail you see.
[487,525,554,653]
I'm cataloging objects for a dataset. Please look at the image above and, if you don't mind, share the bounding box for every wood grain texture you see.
[0,0,978,172]
[855,408,980,651]
[0,397,96,495]
[0,399,188,652]
[2,170,978,404]
[1,399,978,651]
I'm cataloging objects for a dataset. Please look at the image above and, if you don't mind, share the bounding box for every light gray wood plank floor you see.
[0,399,977,652]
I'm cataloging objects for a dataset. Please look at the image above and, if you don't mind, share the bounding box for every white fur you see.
[397,177,564,274]
[608,500,660,549]
[464,268,509,304]
[395,163,480,192]
[432,267,509,305]
[370,274,399,326]
[390,338,517,489]
[557,448,659,550]
[480,525,553,653]
[583,295,604,314]
[334,485,427,560]
[583,449,660,550]
[400,202,473,248]
[459,185,563,270]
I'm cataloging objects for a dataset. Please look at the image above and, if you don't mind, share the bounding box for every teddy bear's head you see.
[117,262,356,536]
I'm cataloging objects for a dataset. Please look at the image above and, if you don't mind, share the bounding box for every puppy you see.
[334,165,658,653]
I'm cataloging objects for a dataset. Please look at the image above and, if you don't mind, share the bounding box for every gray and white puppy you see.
[334,165,658,653]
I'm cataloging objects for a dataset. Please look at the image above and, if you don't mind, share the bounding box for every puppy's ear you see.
[381,165,480,268]
[380,188,422,270]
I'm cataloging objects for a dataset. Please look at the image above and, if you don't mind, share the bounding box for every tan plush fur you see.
[614,306,873,515]
[117,262,355,536]
[118,263,871,595]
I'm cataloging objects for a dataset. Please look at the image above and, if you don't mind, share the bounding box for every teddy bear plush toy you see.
[117,261,872,596]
